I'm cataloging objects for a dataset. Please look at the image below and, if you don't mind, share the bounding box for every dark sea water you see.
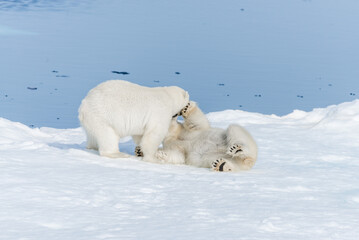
[1,0,358,128]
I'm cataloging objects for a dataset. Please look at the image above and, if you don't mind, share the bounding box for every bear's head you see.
[165,86,190,117]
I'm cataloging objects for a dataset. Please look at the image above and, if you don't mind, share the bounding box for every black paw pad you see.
[212,159,232,172]
[230,145,243,154]
[234,149,243,154]
[218,162,226,171]
[135,146,144,157]
[181,102,191,115]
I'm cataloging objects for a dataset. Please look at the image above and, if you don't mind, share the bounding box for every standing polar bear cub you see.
[78,80,189,162]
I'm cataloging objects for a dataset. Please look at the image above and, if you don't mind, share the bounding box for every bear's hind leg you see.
[211,158,234,172]
[187,151,239,172]
[85,131,98,150]
[225,124,257,170]
[239,157,256,170]
[227,144,243,157]
[96,126,130,158]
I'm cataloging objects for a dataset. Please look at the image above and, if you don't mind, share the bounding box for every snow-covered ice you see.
[1,100,359,240]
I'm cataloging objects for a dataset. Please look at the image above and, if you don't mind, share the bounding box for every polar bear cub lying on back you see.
[78,80,189,162]
[136,101,257,172]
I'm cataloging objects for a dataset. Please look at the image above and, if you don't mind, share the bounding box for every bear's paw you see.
[135,146,144,157]
[227,144,244,157]
[211,158,233,172]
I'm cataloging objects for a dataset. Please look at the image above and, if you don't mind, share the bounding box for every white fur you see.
[152,101,258,171]
[78,80,189,162]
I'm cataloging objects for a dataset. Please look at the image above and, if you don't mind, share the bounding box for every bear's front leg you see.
[139,122,170,163]
[181,101,196,118]
[181,101,211,131]
[135,146,185,165]
[134,146,143,157]
[154,150,169,163]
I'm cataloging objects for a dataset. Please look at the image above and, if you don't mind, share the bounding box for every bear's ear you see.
[184,91,189,100]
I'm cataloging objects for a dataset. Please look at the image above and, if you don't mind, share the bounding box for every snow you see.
[1,100,359,240]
